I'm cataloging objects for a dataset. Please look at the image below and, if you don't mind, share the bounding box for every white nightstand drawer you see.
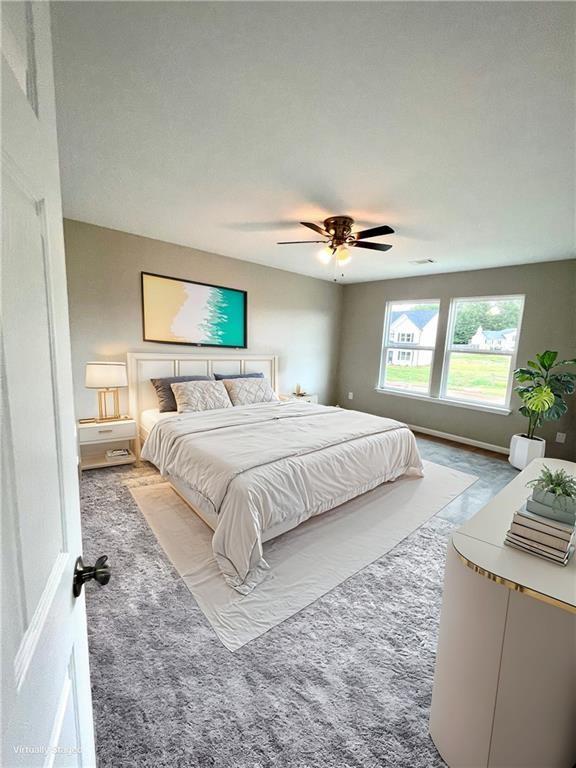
[78,419,137,444]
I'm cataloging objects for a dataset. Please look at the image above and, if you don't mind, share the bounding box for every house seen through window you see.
[442,296,524,406]
[380,296,525,408]
[381,301,440,394]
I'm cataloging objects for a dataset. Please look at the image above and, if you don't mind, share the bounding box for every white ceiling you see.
[51,2,575,283]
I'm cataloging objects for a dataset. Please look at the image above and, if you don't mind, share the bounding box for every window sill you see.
[374,387,512,416]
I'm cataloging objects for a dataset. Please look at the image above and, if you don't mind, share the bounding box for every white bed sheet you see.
[141,401,423,594]
[140,408,176,433]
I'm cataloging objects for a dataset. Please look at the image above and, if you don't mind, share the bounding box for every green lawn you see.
[385,353,511,403]
[385,364,430,390]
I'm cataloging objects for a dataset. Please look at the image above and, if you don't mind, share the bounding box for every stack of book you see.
[505,506,575,566]
[105,448,131,459]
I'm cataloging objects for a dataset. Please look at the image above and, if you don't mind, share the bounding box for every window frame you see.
[379,299,441,396]
[439,294,525,409]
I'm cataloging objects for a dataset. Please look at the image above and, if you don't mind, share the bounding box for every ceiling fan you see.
[277,215,394,265]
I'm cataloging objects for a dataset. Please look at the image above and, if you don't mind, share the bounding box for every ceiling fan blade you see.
[277,240,326,244]
[300,221,329,237]
[354,225,395,240]
[352,241,393,252]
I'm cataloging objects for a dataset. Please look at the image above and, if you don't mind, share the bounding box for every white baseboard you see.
[409,424,510,455]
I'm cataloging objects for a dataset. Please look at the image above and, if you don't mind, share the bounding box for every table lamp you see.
[85,361,127,421]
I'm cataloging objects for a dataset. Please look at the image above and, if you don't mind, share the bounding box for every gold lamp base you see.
[96,388,121,422]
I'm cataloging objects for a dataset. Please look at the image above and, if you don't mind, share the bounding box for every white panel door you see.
[2,4,97,767]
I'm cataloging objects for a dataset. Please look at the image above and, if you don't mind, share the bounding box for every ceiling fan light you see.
[336,246,351,265]
[317,246,333,265]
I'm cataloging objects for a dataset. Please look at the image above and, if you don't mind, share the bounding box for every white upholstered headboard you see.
[127,351,279,423]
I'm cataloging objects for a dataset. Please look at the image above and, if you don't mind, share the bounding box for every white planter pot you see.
[508,434,546,470]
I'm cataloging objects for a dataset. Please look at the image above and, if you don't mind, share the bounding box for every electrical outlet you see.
[555,432,566,444]
[348,392,354,400]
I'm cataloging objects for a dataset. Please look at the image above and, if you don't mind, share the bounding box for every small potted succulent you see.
[510,351,576,469]
[527,466,576,525]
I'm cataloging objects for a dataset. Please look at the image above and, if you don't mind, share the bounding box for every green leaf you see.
[549,374,576,396]
[536,351,558,371]
[515,351,575,433]
[543,397,568,422]
[523,385,555,413]
[513,368,540,382]
[527,466,576,498]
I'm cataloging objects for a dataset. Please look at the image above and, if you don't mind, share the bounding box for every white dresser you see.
[430,458,576,768]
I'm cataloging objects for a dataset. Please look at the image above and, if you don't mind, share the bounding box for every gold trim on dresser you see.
[452,542,576,615]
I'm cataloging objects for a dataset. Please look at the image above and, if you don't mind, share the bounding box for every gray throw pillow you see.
[213,372,264,380]
[151,375,213,412]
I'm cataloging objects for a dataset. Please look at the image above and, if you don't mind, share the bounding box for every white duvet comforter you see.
[141,401,423,593]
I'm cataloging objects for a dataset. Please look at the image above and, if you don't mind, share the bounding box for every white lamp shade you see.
[85,362,127,389]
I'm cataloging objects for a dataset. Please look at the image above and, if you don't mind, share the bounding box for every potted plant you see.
[526,466,576,525]
[510,351,576,470]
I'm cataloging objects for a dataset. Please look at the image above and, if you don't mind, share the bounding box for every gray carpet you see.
[80,443,510,768]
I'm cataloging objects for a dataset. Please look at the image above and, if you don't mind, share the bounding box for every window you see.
[441,296,524,407]
[380,300,440,394]
[378,294,525,411]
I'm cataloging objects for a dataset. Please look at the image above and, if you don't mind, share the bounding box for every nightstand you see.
[279,393,319,404]
[78,417,137,471]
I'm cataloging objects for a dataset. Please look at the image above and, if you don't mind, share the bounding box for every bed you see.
[128,353,423,593]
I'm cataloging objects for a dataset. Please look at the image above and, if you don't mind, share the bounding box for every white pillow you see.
[223,377,279,406]
[170,380,232,413]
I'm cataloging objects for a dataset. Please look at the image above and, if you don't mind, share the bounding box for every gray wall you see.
[337,260,576,459]
[65,218,575,460]
[64,219,342,418]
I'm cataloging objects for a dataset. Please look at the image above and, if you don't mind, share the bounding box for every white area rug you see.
[131,460,476,651]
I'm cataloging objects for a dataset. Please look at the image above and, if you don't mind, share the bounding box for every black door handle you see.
[73,555,111,597]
